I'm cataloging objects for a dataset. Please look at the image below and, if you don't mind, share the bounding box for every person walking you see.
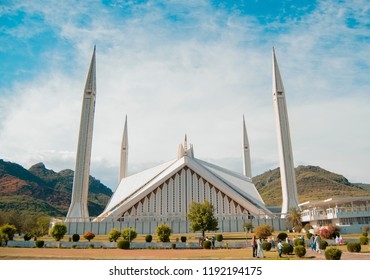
[314,234,321,253]
[277,241,283,258]
[256,237,265,258]
[251,236,257,257]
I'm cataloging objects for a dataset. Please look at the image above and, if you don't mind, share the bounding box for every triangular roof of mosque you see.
[98,152,270,220]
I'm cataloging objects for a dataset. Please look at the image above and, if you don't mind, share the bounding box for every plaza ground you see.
[1,246,370,260]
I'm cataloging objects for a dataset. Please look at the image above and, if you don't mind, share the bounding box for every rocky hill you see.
[253,165,370,206]
[0,159,112,218]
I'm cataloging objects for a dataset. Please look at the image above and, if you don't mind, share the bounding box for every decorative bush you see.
[262,241,272,251]
[359,236,368,245]
[117,240,130,249]
[282,243,294,255]
[35,240,44,248]
[320,240,328,250]
[254,224,274,239]
[89,244,94,249]
[277,232,288,241]
[23,232,32,241]
[72,234,80,242]
[216,234,223,242]
[83,231,95,242]
[294,239,304,246]
[362,231,368,237]
[181,236,187,242]
[171,243,177,249]
[325,247,342,260]
[306,232,312,239]
[203,240,212,249]
[109,228,121,242]
[122,228,138,242]
[145,234,153,243]
[0,224,17,241]
[294,245,306,258]
[156,224,171,242]
[319,228,331,239]
[347,242,361,252]
[49,223,67,241]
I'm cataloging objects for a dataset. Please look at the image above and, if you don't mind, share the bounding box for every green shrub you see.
[122,228,138,242]
[109,228,121,242]
[89,244,94,249]
[325,247,342,260]
[359,236,368,245]
[362,231,368,237]
[72,244,77,249]
[262,241,272,251]
[254,225,273,239]
[277,232,288,241]
[282,242,294,255]
[72,234,80,242]
[23,232,32,241]
[156,224,171,242]
[216,234,223,242]
[347,242,361,252]
[294,239,304,246]
[49,223,67,241]
[320,240,328,250]
[294,245,306,258]
[171,243,176,249]
[0,224,17,241]
[117,240,130,249]
[35,240,45,248]
[203,240,212,249]
[145,234,153,243]
[306,232,312,239]
[181,236,187,242]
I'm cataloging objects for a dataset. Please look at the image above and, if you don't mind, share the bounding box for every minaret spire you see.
[242,115,252,178]
[272,48,299,218]
[119,114,128,181]
[66,47,97,222]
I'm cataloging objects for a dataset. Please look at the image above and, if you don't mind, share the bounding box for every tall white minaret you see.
[242,115,252,178]
[272,48,299,218]
[119,114,128,181]
[66,47,97,222]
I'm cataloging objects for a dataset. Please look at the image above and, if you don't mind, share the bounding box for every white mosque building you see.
[64,47,297,235]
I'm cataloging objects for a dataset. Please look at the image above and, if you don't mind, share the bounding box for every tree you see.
[109,228,121,242]
[83,231,96,242]
[285,208,302,232]
[49,223,67,241]
[156,224,172,242]
[0,224,17,241]
[122,228,137,242]
[187,200,219,238]
[254,224,273,239]
[243,221,254,233]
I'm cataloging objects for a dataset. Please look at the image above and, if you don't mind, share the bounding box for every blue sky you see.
[0,0,370,189]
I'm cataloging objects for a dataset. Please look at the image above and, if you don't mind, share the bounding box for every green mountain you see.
[254,165,370,206]
[0,159,112,218]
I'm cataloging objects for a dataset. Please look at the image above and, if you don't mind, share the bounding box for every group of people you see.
[250,236,266,258]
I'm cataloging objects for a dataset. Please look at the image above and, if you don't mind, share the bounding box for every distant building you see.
[300,197,370,234]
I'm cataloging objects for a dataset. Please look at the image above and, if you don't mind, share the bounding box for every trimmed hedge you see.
[181,236,187,243]
[145,235,153,243]
[72,234,80,242]
[294,239,304,246]
[359,236,368,245]
[347,242,361,252]
[282,243,294,255]
[35,240,45,248]
[203,240,212,249]
[277,232,288,241]
[325,247,342,260]
[216,234,223,242]
[262,242,272,251]
[320,240,328,250]
[117,240,130,249]
[294,245,306,258]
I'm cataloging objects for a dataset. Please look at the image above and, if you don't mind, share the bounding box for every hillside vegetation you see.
[254,165,370,206]
[0,160,112,217]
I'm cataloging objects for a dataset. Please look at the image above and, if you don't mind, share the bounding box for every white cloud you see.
[0,0,369,189]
